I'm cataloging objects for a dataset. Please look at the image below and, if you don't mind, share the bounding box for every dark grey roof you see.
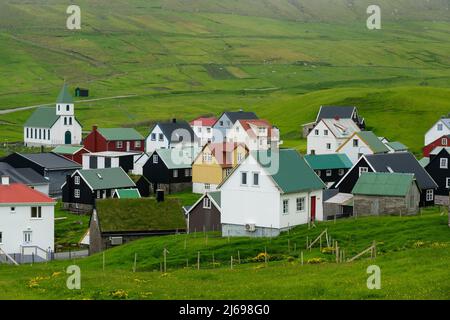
[0,163,48,185]
[223,111,258,124]
[155,120,198,143]
[19,153,81,170]
[317,106,356,121]
[365,152,438,190]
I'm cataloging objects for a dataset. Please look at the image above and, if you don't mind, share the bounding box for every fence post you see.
[133,253,137,273]
[335,241,339,264]
[301,251,304,266]
[212,252,215,268]
[230,256,233,270]
[102,252,105,271]
[197,251,200,270]
[238,250,241,264]
[265,246,268,267]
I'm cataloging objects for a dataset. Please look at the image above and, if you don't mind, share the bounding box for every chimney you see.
[1,176,10,185]
[93,125,98,131]
[172,118,177,124]
[334,116,340,121]
[156,189,165,202]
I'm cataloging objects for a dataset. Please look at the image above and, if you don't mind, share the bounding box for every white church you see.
[24,83,82,147]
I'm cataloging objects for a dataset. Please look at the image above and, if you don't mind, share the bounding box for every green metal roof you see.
[56,83,74,104]
[304,153,353,170]
[97,128,144,141]
[352,172,415,197]
[79,168,135,190]
[208,191,221,207]
[52,145,85,155]
[386,141,408,151]
[256,149,326,194]
[24,107,59,128]
[156,147,199,169]
[418,157,430,167]
[358,131,390,153]
[114,188,141,199]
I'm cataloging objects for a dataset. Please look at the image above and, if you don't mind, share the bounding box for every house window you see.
[324,130,328,136]
[97,190,101,198]
[205,183,211,190]
[34,129,37,139]
[226,121,231,126]
[26,128,29,138]
[0,232,2,244]
[203,198,211,209]
[48,130,51,140]
[151,133,156,141]
[440,158,448,169]
[353,139,359,147]
[185,169,191,177]
[24,231,32,244]
[241,172,247,185]
[225,168,232,176]
[326,143,331,150]
[116,141,123,149]
[66,105,70,111]
[426,189,434,201]
[74,176,80,185]
[64,117,67,125]
[43,129,46,140]
[135,141,141,148]
[253,172,259,186]
[74,189,80,198]
[153,155,158,163]
[326,170,332,177]
[282,199,289,215]
[39,129,42,140]
[173,170,178,178]
[315,129,319,135]
[58,105,60,111]
[443,138,448,145]
[446,178,450,188]
[359,167,369,176]
[159,133,164,141]
[10,207,16,213]
[296,197,305,212]
[69,117,72,125]
[338,169,345,176]
[437,123,443,131]
[31,207,42,219]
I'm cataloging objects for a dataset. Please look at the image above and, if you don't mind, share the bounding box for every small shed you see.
[352,172,420,216]
[89,198,186,253]
[185,192,221,233]
[75,87,89,97]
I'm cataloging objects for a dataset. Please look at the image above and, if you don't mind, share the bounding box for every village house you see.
[190,117,217,146]
[352,172,420,216]
[423,147,450,205]
[227,119,280,150]
[83,126,145,153]
[2,152,81,197]
[304,153,353,187]
[24,83,82,147]
[212,110,258,143]
[219,149,326,237]
[307,118,360,155]
[134,175,151,197]
[333,152,438,207]
[192,142,248,194]
[302,106,365,138]
[423,134,449,157]
[82,151,138,173]
[185,192,221,233]
[61,167,136,213]
[132,153,149,176]
[0,163,50,195]
[146,119,197,153]
[143,146,199,194]
[336,131,390,163]
[89,198,185,254]
[425,115,450,145]
[0,176,56,263]
[52,145,90,165]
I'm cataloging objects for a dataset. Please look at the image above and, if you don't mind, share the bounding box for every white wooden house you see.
[145,119,197,153]
[307,118,360,155]
[336,131,390,163]
[212,111,258,143]
[425,116,450,145]
[227,119,280,150]
[218,149,326,237]
[24,83,82,147]
[0,176,55,263]
[190,117,216,146]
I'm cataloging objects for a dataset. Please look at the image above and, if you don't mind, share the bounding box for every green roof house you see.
[218,149,326,237]
[24,83,82,147]
[337,131,390,163]
[89,198,186,253]
[304,153,353,186]
[352,172,420,216]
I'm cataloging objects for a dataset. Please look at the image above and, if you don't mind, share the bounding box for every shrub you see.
[307,257,326,264]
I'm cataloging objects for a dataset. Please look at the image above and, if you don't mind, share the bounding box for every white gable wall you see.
[425,120,450,145]
[338,135,374,163]
[307,121,345,155]
[212,114,232,143]
[146,125,169,153]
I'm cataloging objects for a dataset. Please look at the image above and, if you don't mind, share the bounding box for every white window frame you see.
[204,183,211,190]
[440,158,448,169]
[314,129,319,136]
[151,133,156,141]
[173,169,178,178]
[359,167,369,177]
[326,143,331,150]
[446,178,450,188]
[159,133,164,141]
[282,199,289,215]
[437,123,443,131]
[353,139,359,147]
[74,176,80,185]
[23,231,32,244]
[326,170,332,177]
[31,207,42,219]
[153,155,158,164]
[74,189,81,199]
[185,168,191,177]
[296,197,305,212]
[338,169,345,176]
[203,198,211,209]
[442,138,448,145]
[426,189,434,201]
[135,141,141,148]
[116,141,123,149]
[324,130,328,136]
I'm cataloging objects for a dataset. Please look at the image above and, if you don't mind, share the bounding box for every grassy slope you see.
[0,208,448,299]
[54,203,90,251]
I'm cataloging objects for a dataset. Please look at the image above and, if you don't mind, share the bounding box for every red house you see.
[83,126,145,153]
[52,145,90,165]
[423,134,450,157]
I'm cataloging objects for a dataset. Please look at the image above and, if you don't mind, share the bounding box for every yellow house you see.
[192,142,248,193]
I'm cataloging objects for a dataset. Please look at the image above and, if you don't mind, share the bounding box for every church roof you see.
[56,83,74,104]
[24,107,59,128]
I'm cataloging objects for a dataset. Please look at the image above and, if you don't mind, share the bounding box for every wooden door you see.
[311,196,317,221]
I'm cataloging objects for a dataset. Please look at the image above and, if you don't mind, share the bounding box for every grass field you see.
[0,208,448,299]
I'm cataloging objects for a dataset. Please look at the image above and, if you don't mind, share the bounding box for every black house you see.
[1,152,81,197]
[75,87,89,97]
[304,153,353,187]
[61,167,136,213]
[424,147,450,205]
[142,147,197,194]
[334,152,438,207]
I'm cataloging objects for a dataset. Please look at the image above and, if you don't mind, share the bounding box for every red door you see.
[310,196,316,221]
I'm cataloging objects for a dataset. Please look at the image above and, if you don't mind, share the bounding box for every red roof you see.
[238,119,273,137]
[190,117,217,127]
[0,183,55,204]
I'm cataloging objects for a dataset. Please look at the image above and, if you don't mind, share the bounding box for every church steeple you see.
[56,82,74,116]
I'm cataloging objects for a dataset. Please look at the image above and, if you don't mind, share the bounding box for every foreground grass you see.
[54,203,90,252]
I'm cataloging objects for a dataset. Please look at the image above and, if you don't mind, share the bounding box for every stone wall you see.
[222,223,292,238]
[354,195,418,216]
